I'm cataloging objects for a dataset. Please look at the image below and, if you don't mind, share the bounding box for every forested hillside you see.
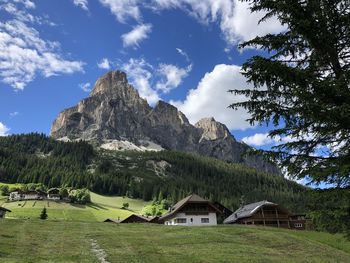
[0,133,307,212]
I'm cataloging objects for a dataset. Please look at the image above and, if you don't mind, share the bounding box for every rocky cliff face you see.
[51,71,280,175]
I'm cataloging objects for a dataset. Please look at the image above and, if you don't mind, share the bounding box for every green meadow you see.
[1,191,150,222]
[0,220,349,263]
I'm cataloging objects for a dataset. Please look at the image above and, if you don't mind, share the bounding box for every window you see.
[201,218,209,223]
[294,223,303,228]
[175,218,187,224]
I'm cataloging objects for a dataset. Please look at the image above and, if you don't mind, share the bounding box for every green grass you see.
[1,191,150,222]
[0,220,349,263]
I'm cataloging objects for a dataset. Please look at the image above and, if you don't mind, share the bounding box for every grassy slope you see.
[0,220,349,263]
[0,191,150,222]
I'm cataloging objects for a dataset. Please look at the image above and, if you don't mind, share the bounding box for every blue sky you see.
[0,0,287,148]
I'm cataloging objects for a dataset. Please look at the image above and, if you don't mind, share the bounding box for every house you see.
[9,189,24,201]
[36,190,47,200]
[289,214,307,230]
[119,214,150,223]
[224,200,290,228]
[0,207,11,218]
[47,188,60,200]
[23,190,39,200]
[213,201,233,223]
[160,194,222,226]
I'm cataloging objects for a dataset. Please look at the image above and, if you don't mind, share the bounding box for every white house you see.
[160,194,221,226]
[9,190,24,201]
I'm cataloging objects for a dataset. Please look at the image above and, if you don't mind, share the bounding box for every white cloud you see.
[151,0,285,46]
[79,82,91,92]
[99,0,141,23]
[121,23,152,48]
[0,3,84,90]
[242,133,295,147]
[97,58,111,70]
[176,48,190,62]
[9,111,19,117]
[121,58,160,105]
[73,0,89,11]
[156,63,192,93]
[171,64,252,130]
[0,122,10,136]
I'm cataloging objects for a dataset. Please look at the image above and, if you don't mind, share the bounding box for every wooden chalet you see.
[0,207,11,218]
[224,200,291,228]
[289,214,307,230]
[160,194,222,226]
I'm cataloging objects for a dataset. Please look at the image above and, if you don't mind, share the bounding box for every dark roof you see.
[10,189,24,193]
[36,190,47,195]
[104,218,120,223]
[0,207,11,212]
[160,194,221,220]
[224,200,284,224]
[119,214,150,223]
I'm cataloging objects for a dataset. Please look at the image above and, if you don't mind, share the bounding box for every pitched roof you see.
[224,200,278,224]
[0,207,11,212]
[160,194,221,220]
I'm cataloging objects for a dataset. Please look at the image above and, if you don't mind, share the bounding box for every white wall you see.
[165,212,217,226]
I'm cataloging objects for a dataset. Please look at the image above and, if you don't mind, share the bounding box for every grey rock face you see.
[51,71,280,175]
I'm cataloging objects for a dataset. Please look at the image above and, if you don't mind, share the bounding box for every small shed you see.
[0,207,11,218]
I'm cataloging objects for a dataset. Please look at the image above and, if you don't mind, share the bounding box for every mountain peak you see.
[195,117,232,141]
[90,70,131,97]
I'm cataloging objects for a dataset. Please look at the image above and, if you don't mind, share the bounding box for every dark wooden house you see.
[0,207,11,218]
[119,214,150,223]
[224,200,290,228]
[289,214,307,230]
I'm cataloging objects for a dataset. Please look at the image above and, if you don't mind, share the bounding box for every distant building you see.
[9,189,62,201]
[160,194,222,226]
[224,200,291,228]
[289,214,307,230]
[0,207,11,218]
[9,189,24,201]
[104,215,161,224]
[47,188,60,200]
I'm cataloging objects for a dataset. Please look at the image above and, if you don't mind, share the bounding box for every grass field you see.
[0,191,150,222]
[0,220,349,263]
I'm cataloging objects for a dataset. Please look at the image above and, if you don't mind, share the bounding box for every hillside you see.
[0,220,349,263]
[0,133,307,212]
[0,189,149,222]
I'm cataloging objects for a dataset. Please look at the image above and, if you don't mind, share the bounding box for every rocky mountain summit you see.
[51,71,280,175]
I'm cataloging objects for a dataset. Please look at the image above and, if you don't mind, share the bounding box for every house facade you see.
[9,189,24,201]
[0,207,11,218]
[224,200,291,228]
[289,214,307,230]
[160,194,222,226]
[9,189,61,201]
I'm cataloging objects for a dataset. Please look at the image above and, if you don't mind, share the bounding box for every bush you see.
[122,202,129,209]
[69,188,91,204]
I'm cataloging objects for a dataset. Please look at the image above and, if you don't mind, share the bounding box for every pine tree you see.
[40,207,48,220]
[230,0,350,187]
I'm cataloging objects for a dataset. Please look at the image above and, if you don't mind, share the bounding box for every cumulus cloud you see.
[121,23,152,48]
[0,122,10,136]
[156,63,192,93]
[0,1,84,90]
[171,64,253,130]
[153,0,285,45]
[97,58,111,70]
[121,58,160,105]
[99,0,141,23]
[242,133,296,147]
[73,0,89,11]
[121,57,191,105]
[79,82,91,92]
